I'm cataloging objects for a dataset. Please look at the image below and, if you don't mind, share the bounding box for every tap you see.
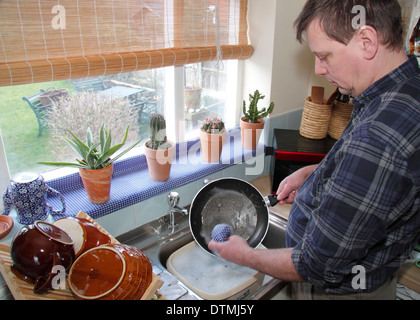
[167,191,188,232]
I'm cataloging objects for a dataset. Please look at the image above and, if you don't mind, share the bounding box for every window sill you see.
[45,127,265,220]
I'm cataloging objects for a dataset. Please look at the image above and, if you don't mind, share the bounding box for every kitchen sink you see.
[158,213,287,268]
[116,210,289,300]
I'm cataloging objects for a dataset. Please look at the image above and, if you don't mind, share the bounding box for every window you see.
[0,60,237,176]
[0,0,252,178]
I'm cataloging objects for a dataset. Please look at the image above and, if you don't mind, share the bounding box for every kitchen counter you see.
[0,174,290,301]
[1,174,418,299]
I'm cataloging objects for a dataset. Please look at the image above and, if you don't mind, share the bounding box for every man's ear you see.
[355,25,379,60]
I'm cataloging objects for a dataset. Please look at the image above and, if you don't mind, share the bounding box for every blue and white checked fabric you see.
[44,129,262,220]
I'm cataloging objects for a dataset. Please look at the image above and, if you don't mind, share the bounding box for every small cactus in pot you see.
[200,116,225,134]
[144,113,174,181]
[199,115,226,163]
[242,90,274,123]
[240,90,275,150]
[148,113,170,150]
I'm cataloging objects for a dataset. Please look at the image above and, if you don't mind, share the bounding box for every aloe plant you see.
[39,124,141,170]
[242,90,275,123]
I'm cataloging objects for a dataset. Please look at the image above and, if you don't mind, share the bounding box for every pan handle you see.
[265,194,279,207]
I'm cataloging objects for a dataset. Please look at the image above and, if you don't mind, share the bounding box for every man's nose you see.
[315,58,328,76]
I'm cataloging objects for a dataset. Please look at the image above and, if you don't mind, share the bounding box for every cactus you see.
[242,90,274,123]
[148,113,168,150]
[200,116,225,134]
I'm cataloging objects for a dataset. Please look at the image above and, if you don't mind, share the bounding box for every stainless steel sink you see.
[117,210,289,300]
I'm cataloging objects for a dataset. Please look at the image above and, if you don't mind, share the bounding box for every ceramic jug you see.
[2,172,65,225]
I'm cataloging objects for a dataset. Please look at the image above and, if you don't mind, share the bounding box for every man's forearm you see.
[246,247,303,282]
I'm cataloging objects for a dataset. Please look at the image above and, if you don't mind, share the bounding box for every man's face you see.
[306,19,362,97]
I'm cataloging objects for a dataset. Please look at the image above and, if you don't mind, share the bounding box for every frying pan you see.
[189,177,279,255]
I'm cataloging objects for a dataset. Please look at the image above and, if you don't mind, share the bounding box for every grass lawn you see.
[0,81,75,176]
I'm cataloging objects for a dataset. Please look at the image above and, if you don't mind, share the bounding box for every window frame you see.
[0,59,244,184]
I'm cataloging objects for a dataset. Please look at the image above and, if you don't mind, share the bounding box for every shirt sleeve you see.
[290,133,414,290]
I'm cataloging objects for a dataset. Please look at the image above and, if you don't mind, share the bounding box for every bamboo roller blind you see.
[0,0,253,87]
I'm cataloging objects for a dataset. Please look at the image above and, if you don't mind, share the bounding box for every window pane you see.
[183,61,231,138]
[0,61,239,176]
[0,69,164,176]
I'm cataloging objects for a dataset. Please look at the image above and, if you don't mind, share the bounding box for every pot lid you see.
[34,221,74,246]
[69,246,126,299]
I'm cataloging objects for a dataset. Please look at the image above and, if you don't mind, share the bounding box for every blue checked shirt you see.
[287,55,420,294]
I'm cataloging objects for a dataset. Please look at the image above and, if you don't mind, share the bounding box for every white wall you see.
[244,0,334,119]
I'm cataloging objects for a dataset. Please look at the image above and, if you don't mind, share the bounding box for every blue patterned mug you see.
[2,172,66,225]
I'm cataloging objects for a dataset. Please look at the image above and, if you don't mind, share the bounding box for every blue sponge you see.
[211,224,232,242]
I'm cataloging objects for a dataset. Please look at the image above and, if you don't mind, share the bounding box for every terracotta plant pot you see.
[78,163,114,204]
[200,130,226,163]
[144,141,175,181]
[240,117,265,150]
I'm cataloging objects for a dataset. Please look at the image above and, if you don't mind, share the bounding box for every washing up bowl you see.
[117,211,289,300]
[158,213,287,267]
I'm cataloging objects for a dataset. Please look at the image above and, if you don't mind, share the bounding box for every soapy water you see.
[169,242,259,295]
[199,188,257,245]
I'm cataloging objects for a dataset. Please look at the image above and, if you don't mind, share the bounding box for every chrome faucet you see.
[167,191,188,232]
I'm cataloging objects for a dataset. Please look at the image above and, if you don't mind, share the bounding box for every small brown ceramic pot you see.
[10,221,75,294]
[68,244,152,300]
[53,217,111,257]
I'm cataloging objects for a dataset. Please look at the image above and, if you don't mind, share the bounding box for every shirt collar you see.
[352,54,419,109]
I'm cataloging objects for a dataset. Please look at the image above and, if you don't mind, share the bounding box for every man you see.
[209,0,420,299]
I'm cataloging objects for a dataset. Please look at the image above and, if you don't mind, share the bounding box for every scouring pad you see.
[211,224,232,242]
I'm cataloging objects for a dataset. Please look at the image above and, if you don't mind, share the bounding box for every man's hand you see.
[276,164,318,203]
[209,235,303,282]
[208,236,252,266]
